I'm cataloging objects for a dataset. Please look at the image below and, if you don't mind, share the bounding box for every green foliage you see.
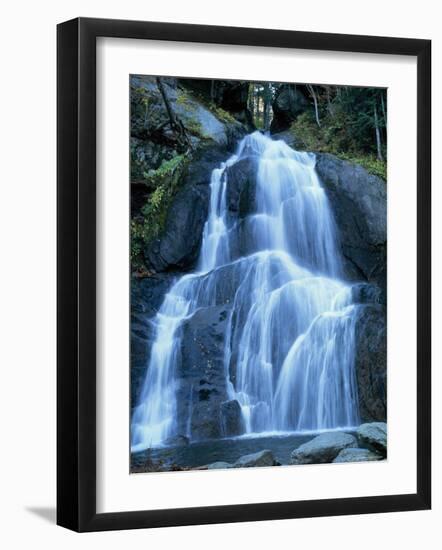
[208,104,237,125]
[131,154,189,268]
[335,153,387,180]
[290,86,387,181]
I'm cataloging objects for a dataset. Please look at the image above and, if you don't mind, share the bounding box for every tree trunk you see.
[374,102,383,161]
[156,77,191,150]
[156,77,178,128]
[380,92,386,122]
[307,84,321,127]
[263,99,270,131]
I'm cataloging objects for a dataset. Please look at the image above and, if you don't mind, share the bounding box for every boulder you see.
[290,432,357,464]
[225,157,258,218]
[270,84,310,133]
[315,153,387,302]
[233,450,276,468]
[176,305,232,440]
[271,130,304,150]
[357,422,387,457]
[354,305,387,422]
[351,282,382,305]
[333,447,383,463]
[144,182,210,272]
[207,461,233,470]
[131,75,246,152]
[221,400,244,437]
[182,145,230,187]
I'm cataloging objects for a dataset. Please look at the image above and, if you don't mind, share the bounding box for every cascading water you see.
[131,132,360,452]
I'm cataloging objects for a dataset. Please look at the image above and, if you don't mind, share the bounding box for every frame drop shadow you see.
[26,507,56,524]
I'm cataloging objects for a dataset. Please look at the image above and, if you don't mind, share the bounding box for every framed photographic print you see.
[57,17,431,532]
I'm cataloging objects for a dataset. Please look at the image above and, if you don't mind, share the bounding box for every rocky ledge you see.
[203,449,278,470]
[290,422,387,465]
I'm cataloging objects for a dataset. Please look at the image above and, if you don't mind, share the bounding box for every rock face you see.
[225,157,258,218]
[130,273,176,406]
[315,153,387,302]
[131,110,388,450]
[270,84,310,133]
[144,183,210,272]
[131,75,247,258]
[354,305,387,422]
[163,435,190,447]
[179,78,255,131]
[205,451,276,469]
[290,432,357,464]
[232,450,276,468]
[176,305,232,440]
[221,400,244,437]
[351,282,382,305]
[313,154,387,423]
[357,422,387,457]
[333,447,383,463]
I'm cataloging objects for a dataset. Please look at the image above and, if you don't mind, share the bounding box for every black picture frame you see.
[57,17,431,532]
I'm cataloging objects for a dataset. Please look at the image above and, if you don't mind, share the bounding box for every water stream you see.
[131,132,360,452]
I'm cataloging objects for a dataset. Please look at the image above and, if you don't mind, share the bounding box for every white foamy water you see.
[131,132,360,452]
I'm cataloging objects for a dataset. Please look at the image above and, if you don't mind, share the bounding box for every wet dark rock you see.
[163,435,190,447]
[315,153,387,302]
[183,145,230,187]
[354,305,387,422]
[233,449,276,468]
[179,78,254,131]
[357,422,387,457]
[225,157,258,217]
[270,84,310,133]
[351,282,382,305]
[221,399,244,437]
[177,305,232,440]
[144,183,210,272]
[207,461,233,469]
[271,130,304,149]
[130,273,176,406]
[290,432,357,464]
[333,447,383,463]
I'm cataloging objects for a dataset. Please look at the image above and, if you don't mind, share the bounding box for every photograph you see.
[129,76,388,473]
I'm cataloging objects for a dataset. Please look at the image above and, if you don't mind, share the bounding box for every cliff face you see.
[130,75,249,272]
[130,77,387,438]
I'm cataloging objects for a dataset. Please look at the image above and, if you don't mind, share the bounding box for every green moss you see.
[289,112,386,180]
[335,153,386,180]
[131,153,189,269]
[209,104,237,124]
[185,119,204,137]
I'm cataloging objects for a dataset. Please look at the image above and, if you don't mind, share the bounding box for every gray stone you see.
[221,400,244,437]
[357,422,387,457]
[225,157,258,218]
[233,450,276,468]
[270,84,310,133]
[351,282,382,305]
[144,183,210,272]
[315,153,387,302]
[176,305,232,440]
[130,273,176,407]
[163,435,190,447]
[333,447,383,463]
[290,432,357,464]
[207,461,233,470]
[354,305,387,422]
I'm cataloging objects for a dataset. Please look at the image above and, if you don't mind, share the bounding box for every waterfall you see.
[131,132,360,452]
